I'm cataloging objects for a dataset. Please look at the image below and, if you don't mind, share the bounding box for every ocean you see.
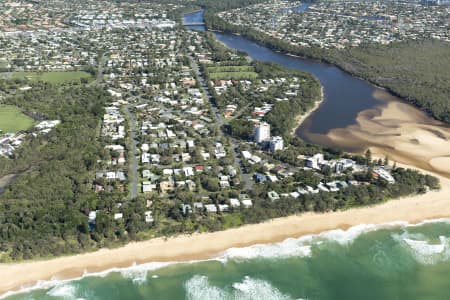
[4,219,450,300]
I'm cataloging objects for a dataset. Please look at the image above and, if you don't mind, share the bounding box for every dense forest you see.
[0,82,143,260]
[0,0,444,260]
[181,0,267,13]
[327,40,450,123]
[205,14,450,124]
[0,63,440,262]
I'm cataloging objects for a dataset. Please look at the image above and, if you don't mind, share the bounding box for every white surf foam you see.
[184,275,226,300]
[220,222,412,261]
[118,262,171,284]
[232,276,296,300]
[317,222,406,245]
[393,232,450,265]
[46,283,81,300]
[0,277,72,300]
[185,275,297,300]
[222,237,313,260]
[3,218,450,299]
[0,262,175,299]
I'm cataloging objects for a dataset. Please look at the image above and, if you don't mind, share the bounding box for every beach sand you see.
[1,171,450,296]
[291,87,324,135]
[2,90,450,296]
[302,89,450,178]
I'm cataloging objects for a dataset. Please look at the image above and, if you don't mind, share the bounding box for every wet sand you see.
[1,171,450,297]
[291,87,324,135]
[301,89,450,178]
[1,89,450,296]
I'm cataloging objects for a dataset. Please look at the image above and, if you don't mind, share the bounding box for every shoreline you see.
[324,91,450,178]
[291,86,324,135]
[1,17,448,298]
[208,27,446,126]
[1,170,450,297]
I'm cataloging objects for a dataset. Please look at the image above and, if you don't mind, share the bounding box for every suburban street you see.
[96,52,107,84]
[190,56,253,190]
[124,104,138,199]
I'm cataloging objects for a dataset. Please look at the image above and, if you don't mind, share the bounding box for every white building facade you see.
[269,136,284,152]
[254,121,271,143]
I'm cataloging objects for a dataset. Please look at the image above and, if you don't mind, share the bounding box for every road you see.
[189,56,253,190]
[97,52,106,84]
[124,105,138,199]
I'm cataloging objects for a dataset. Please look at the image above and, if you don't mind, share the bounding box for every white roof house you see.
[145,211,154,223]
[242,200,253,208]
[142,181,154,193]
[230,198,241,207]
[205,204,218,213]
[88,211,97,223]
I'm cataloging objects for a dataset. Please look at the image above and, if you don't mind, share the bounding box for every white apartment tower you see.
[269,136,284,152]
[254,122,271,143]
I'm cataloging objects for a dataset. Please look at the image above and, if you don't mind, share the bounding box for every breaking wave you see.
[119,262,172,285]
[0,262,173,299]
[184,275,297,300]
[3,218,450,299]
[221,237,313,260]
[393,232,450,265]
[46,283,80,300]
[219,221,417,261]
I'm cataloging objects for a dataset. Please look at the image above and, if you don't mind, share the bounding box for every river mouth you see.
[184,10,450,178]
[300,89,450,178]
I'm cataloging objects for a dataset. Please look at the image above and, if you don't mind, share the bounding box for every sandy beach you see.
[301,89,450,178]
[329,90,450,178]
[291,87,324,135]
[1,169,450,296]
[2,90,450,296]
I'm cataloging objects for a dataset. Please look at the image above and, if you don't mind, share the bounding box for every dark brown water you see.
[212,32,386,136]
[184,11,388,138]
[184,11,450,179]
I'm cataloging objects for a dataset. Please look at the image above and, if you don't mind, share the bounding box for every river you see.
[184,10,450,177]
[183,10,386,138]
[2,9,450,300]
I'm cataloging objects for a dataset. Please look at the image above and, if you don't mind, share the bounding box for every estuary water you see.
[184,11,450,175]
[5,220,450,300]
[3,11,449,300]
[183,10,386,137]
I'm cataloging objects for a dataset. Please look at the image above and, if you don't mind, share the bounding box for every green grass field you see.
[0,105,35,133]
[208,71,259,80]
[11,71,92,84]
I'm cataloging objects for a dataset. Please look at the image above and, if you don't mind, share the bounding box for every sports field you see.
[11,71,92,84]
[0,105,35,133]
[208,71,258,80]
[207,65,258,80]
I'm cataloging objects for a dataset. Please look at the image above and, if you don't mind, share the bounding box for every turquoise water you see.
[4,220,450,300]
